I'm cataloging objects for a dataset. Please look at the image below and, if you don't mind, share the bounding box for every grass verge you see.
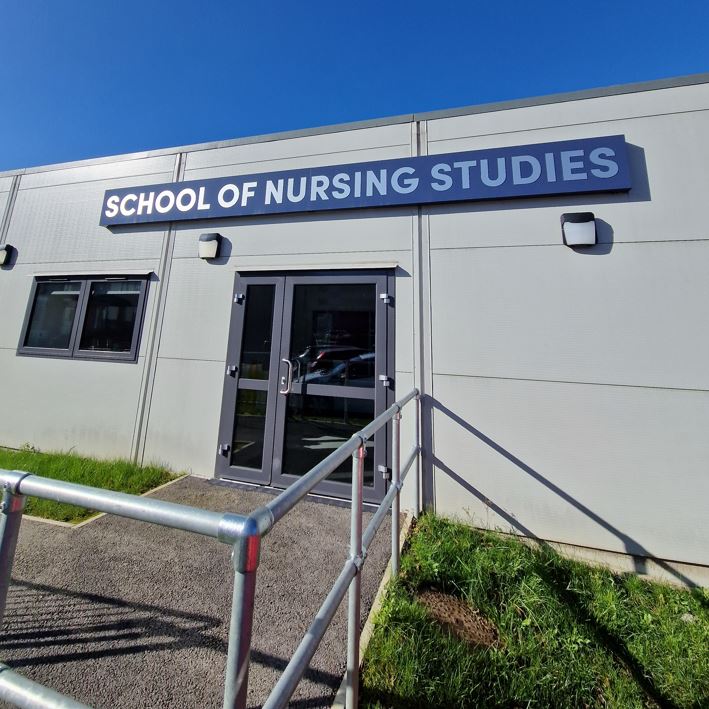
[0,447,180,524]
[361,515,709,708]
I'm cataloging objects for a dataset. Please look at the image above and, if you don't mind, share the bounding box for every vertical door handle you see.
[279,358,293,394]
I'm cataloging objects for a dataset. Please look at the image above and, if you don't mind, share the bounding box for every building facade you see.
[1,74,708,573]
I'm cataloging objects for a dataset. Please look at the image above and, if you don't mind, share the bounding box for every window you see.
[18,276,150,362]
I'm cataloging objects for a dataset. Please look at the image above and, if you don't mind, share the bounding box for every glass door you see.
[216,271,391,503]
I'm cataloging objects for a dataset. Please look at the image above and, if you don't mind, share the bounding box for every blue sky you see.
[0,1,708,171]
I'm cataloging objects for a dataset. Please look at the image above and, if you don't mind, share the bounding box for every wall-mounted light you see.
[198,233,222,259]
[561,213,596,247]
[0,244,14,267]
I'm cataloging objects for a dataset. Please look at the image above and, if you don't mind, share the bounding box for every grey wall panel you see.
[0,191,8,229]
[429,241,709,391]
[142,358,224,476]
[426,110,709,248]
[426,82,709,143]
[0,176,15,193]
[0,349,143,458]
[7,177,172,264]
[184,123,411,173]
[431,373,709,566]
[19,155,175,189]
[158,258,233,362]
[171,208,415,259]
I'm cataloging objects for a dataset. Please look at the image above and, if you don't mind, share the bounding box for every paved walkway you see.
[0,477,392,708]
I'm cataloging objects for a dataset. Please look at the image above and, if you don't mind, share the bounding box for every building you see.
[1,73,708,578]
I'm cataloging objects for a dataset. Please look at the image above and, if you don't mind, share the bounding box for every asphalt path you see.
[0,477,392,708]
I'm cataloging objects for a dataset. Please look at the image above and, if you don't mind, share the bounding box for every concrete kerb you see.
[331,510,416,709]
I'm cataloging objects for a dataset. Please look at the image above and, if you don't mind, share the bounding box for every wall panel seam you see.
[17,171,175,192]
[427,106,709,144]
[429,238,709,251]
[432,372,709,394]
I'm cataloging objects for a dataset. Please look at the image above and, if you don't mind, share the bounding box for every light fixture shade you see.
[198,233,222,259]
[0,244,13,266]
[561,213,596,247]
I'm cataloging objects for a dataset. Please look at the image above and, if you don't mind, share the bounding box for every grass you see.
[361,515,709,708]
[0,447,180,523]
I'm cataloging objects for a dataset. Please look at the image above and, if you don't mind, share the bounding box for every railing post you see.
[0,480,26,627]
[346,440,365,709]
[391,409,402,578]
[223,523,261,709]
[415,393,421,515]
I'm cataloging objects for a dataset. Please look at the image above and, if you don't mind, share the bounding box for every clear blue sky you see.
[1,1,708,171]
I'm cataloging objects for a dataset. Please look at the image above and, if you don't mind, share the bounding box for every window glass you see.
[78,281,141,353]
[24,282,81,349]
[239,285,275,379]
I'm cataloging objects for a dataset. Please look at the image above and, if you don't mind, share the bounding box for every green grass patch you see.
[361,515,709,708]
[0,447,181,524]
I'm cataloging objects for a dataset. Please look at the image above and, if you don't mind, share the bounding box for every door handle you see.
[279,358,293,394]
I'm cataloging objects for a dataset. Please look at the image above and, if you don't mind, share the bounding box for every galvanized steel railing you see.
[0,388,421,709]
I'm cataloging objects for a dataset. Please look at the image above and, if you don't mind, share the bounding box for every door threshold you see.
[210,477,381,511]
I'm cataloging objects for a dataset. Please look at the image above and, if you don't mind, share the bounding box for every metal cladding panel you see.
[431,373,709,567]
[0,349,143,457]
[142,358,225,477]
[9,175,172,264]
[426,82,709,143]
[0,176,14,192]
[0,191,8,227]
[158,258,234,362]
[430,241,709,391]
[426,110,709,248]
[19,155,175,189]
[184,123,412,173]
[171,207,414,259]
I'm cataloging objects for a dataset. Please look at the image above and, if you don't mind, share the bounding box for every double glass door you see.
[216,271,391,503]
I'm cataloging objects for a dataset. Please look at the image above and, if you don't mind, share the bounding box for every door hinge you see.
[234,292,245,304]
[226,364,238,377]
[378,374,392,388]
[379,292,391,305]
[378,464,391,481]
[218,444,230,457]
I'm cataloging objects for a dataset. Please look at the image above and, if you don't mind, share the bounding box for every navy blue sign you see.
[100,135,631,226]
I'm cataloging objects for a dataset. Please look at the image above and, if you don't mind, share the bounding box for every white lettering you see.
[197,186,211,210]
[589,147,619,178]
[431,163,453,191]
[453,161,477,189]
[480,158,506,187]
[366,169,387,197]
[561,150,587,180]
[119,194,137,216]
[354,172,362,198]
[155,190,175,214]
[265,179,284,205]
[287,177,307,202]
[137,192,155,215]
[105,195,120,218]
[544,153,557,182]
[331,173,351,199]
[511,155,541,185]
[176,188,197,212]
[391,167,418,194]
[241,181,257,206]
[310,175,330,201]
[217,184,240,208]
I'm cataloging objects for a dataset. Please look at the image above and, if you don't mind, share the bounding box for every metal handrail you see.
[0,388,421,709]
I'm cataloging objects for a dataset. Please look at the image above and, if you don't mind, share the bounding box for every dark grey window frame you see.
[17,275,150,363]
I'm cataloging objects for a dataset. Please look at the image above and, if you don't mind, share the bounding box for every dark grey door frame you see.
[216,269,394,503]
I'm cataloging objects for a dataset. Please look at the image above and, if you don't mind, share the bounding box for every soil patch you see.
[416,590,499,648]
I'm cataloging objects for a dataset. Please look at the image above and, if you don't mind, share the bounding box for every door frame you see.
[215,268,395,504]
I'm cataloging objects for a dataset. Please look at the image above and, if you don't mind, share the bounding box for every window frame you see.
[17,275,150,363]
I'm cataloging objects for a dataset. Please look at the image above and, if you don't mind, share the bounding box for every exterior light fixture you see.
[198,233,222,259]
[561,212,596,247]
[0,244,13,266]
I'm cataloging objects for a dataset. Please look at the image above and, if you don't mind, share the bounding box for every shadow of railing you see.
[429,397,704,591]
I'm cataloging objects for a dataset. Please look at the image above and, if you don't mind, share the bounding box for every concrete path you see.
[0,477,392,708]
